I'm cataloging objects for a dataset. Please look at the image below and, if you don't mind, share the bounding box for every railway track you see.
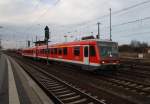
[120,58,150,70]
[99,74,150,97]
[8,53,150,104]
[16,57,106,104]
[119,58,150,81]
[116,69,150,83]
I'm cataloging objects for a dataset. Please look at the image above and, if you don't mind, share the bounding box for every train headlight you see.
[116,60,119,63]
[102,61,105,64]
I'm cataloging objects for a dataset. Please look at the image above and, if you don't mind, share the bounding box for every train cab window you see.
[90,46,96,56]
[74,46,80,56]
[58,48,62,55]
[54,48,57,54]
[63,47,67,55]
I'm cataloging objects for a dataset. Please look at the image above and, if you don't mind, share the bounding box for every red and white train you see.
[21,39,120,70]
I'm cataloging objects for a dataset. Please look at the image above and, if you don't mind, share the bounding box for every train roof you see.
[22,39,117,50]
[50,39,116,46]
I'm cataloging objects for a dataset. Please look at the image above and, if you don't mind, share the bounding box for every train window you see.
[43,49,46,54]
[63,47,67,55]
[58,48,62,55]
[90,46,96,56]
[46,49,48,54]
[84,46,88,57]
[51,48,54,54]
[36,50,39,54]
[54,48,57,54]
[48,48,50,54]
[74,46,80,56]
[40,49,42,54]
[44,49,49,54]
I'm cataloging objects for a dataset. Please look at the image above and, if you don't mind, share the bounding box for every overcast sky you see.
[0,0,150,49]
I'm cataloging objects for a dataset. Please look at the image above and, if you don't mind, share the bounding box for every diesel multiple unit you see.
[22,39,120,70]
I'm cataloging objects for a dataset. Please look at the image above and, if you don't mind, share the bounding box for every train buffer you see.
[0,54,54,104]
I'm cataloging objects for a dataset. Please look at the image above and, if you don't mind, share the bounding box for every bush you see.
[119,40,149,53]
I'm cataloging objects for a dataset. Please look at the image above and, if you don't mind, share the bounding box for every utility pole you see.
[27,40,30,48]
[110,8,112,41]
[0,26,3,55]
[0,35,1,49]
[97,22,101,39]
[0,38,1,49]
[0,38,1,56]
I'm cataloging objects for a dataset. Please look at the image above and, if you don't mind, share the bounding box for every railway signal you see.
[44,26,49,41]
[45,26,50,65]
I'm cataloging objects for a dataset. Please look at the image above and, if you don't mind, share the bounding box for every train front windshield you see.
[98,42,119,58]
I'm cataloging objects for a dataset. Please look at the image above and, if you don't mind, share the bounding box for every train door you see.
[33,49,36,58]
[83,46,89,65]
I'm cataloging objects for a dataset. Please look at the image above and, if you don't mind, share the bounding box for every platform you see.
[0,54,54,104]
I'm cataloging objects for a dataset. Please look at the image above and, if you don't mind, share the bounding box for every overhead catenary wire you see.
[118,31,150,38]
[112,16,150,27]
[21,0,150,36]
[111,0,150,15]
[4,0,150,48]
[59,0,150,28]
[22,0,60,36]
